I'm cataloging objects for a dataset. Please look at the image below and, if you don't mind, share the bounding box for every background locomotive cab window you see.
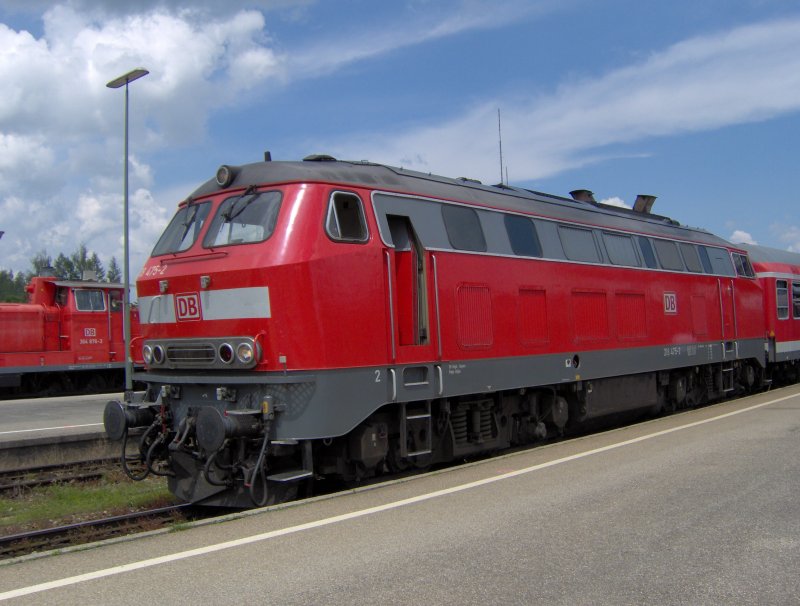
[151,201,212,256]
[326,192,368,242]
[442,205,487,252]
[504,214,543,257]
[776,280,789,320]
[558,225,600,263]
[203,190,282,247]
[74,289,106,312]
[653,239,685,271]
[109,290,123,312]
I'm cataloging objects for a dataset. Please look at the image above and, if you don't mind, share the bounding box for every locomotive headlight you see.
[236,342,255,365]
[152,345,166,365]
[142,344,153,365]
[218,343,234,364]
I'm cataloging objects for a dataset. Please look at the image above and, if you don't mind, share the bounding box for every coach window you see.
[442,205,487,252]
[152,201,212,256]
[637,237,658,269]
[326,192,368,243]
[74,289,106,312]
[793,282,800,319]
[504,215,542,257]
[559,225,600,263]
[653,239,684,271]
[679,243,703,273]
[603,232,640,267]
[777,280,790,319]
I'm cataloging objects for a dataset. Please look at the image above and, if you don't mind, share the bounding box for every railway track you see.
[0,459,118,496]
[0,504,192,559]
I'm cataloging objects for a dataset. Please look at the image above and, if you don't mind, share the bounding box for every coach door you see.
[385,215,437,363]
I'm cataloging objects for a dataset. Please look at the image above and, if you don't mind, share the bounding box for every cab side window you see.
[326,192,368,242]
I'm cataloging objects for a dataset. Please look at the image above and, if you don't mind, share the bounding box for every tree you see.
[29,250,54,278]
[0,270,25,302]
[107,257,122,283]
[53,252,77,280]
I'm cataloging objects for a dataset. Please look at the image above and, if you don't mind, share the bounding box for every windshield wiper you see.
[173,199,200,251]
[222,185,259,223]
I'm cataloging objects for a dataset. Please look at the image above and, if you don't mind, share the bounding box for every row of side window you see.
[435,200,747,278]
[776,280,800,320]
[333,190,753,279]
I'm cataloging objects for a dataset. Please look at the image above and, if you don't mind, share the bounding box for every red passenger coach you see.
[743,244,800,380]
[0,276,139,396]
[105,155,781,507]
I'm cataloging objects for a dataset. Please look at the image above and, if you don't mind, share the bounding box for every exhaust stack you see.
[569,189,596,203]
[633,195,657,214]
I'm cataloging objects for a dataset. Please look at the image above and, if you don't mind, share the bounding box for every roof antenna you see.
[497,108,505,185]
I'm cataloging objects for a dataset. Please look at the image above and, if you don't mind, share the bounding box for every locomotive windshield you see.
[203,190,282,247]
[151,201,212,256]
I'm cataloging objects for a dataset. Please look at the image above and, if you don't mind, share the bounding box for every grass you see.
[0,471,176,534]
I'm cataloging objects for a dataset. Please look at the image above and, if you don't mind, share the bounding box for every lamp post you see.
[107,68,149,402]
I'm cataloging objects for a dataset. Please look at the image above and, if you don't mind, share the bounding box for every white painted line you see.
[0,391,797,601]
[0,423,102,436]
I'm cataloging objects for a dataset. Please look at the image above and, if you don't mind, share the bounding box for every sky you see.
[0,0,799,283]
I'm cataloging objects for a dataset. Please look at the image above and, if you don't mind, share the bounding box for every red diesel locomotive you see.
[0,275,140,397]
[104,155,798,507]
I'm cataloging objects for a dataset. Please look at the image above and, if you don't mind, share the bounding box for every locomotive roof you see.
[52,279,125,289]
[188,157,734,248]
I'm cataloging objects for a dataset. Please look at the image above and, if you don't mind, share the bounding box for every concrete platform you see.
[1,384,798,605]
[0,393,128,471]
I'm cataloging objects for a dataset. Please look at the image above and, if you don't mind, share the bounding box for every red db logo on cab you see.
[175,292,202,321]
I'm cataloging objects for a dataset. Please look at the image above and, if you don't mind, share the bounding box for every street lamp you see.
[107,67,149,402]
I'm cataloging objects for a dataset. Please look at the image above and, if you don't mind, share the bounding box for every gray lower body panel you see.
[138,338,765,441]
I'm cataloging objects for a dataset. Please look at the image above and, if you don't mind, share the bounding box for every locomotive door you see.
[718,278,737,352]
[70,288,108,363]
[386,215,437,363]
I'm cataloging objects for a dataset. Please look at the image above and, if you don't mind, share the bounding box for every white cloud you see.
[330,17,800,183]
[599,196,631,209]
[729,229,757,245]
[771,224,800,253]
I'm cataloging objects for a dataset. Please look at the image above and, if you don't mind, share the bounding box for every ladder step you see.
[267,470,313,482]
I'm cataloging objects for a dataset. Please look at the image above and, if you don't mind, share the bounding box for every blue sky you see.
[0,0,799,280]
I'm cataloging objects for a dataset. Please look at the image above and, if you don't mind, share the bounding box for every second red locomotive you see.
[0,275,140,397]
[105,155,798,507]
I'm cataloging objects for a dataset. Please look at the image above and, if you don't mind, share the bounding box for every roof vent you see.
[303,154,337,162]
[569,189,596,203]
[633,194,657,214]
[264,151,272,162]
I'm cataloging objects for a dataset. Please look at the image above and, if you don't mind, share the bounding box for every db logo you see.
[175,292,202,321]
[663,292,678,315]
[84,328,97,337]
